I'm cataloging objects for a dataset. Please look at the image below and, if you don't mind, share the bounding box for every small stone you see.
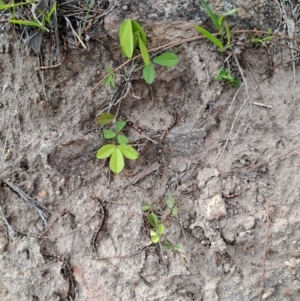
[206,194,227,220]
[262,288,274,299]
[38,190,47,198]
[292,280,300,290]
[4,149,12,160]
[60,178,67,186]
[34,93,40,102]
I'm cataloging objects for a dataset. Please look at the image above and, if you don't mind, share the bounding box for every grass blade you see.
[194,25,223,51]
[199,0,220,32]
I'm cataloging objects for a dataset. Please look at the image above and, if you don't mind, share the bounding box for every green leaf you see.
[173,244,182,251]
[109,147,124,174]
[96,144,115,159]
[147,212,159,228]
[118,145,139,159]
[103,130,116,139]
[172,205,178,217]
[45,1,57,24]
[199,0,221,32]
[157,224,165,235]
[131,20,147,46]
[9,19,44,31]
[223,8,238,16]
[153,52,179,67]
[194,25,223,51]
[117,135,129,145]
[141,203,152,211]
[150,231,159,243]
[116,120,126,133]
[105,66,114,74]
[143,63,155,84]
[224,20,231,45]
[166,193,175,209]
[96,113,114,125]
[163,243,173,250]
[104,75,112,87]
[139,37,150,65]
[119,19,134,58]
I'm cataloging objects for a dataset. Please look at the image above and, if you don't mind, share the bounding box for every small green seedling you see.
[103,66,116,88]
[118,19,179,84]
[141,203,165,243]
[96,113,139,174]
[163,241,182,251]
[250,29,273,46]
[141,193,181,251]
[215,68,241,87]
[195,0,237,51]
[166,193,178,217]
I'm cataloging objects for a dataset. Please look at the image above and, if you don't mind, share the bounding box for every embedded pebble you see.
[206,194,227,220]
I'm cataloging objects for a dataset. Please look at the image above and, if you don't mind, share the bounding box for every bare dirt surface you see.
[1,1,300,300]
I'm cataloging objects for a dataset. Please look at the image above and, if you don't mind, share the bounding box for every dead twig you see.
[251,102,272,109]
[91,195,106,254]
[124,162,160,188]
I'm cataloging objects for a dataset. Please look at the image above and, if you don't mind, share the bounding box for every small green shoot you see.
[96,113,138,174]
[104,66,116,88]
[117,19,179,84]
[250,29,273,46]
[163,241,182,251]
[215,68,241,87]
[166,192,178,217]
[195,0,237,51]
[141,194,181,251]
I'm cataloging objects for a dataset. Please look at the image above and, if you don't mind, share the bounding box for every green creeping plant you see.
[96,113,138,174]
[215,68,241,87]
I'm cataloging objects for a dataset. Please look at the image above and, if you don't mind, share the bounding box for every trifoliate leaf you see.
[147,212,159,228]
[96,144,115,159]
[109,147,124,174]
[139,37,150,65]
[119,19,133,58]
[157,223,165,235]
[131,20,147,46]
[166,193,175,208]
[103,130,116,139]
[118,144,139,159]
[141,203,152,211]
[143,63,155,84]
[104,75,112,87]
[172,205,178,217]
[105,66,114,74]
[153,52,179,67]
[163,243,173,250]
[150,231,159,243]
[173,244,182,251]
[116,120,126,133]
[96,113,114,125]
[117,135,129,145]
